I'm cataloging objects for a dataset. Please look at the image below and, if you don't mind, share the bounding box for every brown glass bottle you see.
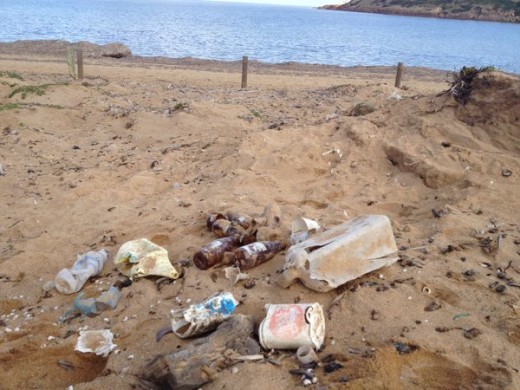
[206,213,227,231]
[193,235,242,270]
[234,241,287,270]
[212,219,246,238]
[226,212,252,229]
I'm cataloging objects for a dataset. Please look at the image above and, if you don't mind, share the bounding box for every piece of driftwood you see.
[140,315,260,390]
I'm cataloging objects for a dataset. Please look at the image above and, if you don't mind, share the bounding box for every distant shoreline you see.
[320,3,520,24]
[1,39,517,76]
[0,39,452,81]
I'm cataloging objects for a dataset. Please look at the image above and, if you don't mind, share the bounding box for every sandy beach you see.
[1,42,519,389]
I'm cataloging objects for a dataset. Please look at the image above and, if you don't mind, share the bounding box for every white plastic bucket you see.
[258,303,325,350]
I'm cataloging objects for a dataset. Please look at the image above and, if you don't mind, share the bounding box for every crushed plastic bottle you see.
[59,279,131,323]
[53,249,108,294]
[167,292,239,339]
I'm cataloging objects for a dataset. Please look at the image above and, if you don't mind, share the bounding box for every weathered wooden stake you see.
[395,62,404,88]
[66,47,75,79]
[241,56,248,89]
[76,49,84,80]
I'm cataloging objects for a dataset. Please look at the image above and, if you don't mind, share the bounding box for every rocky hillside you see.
[321,0,520,23]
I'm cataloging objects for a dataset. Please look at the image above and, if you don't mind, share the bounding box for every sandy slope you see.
[0,50,519,389]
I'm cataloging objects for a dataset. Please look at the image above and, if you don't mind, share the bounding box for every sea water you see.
[0,0,519,73]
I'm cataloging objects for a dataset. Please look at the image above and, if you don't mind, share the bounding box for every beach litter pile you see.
[34,206,402,389]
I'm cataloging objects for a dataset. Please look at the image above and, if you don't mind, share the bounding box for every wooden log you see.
[241,56,248,89]
[395,62,404,88]
[141,315,260,390]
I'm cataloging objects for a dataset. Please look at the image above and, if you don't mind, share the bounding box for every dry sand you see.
[0,44,519,389]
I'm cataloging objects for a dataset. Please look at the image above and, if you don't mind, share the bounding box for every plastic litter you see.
[224,266,249,285]
[114,238,179,279]
[388,90,402,100]
[290,217,320,245]
[296,345,318,364]
[59,280,130,323]
[95,285,122,311]
[170,292,239,338]
[53,249,108,294]
[279,215,398,292]
[258,303,325,350]
[75,329,116,357]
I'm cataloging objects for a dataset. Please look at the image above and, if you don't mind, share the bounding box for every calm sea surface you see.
[1,0,519,73]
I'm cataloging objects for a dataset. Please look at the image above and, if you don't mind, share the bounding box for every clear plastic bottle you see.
[54,249,108,294]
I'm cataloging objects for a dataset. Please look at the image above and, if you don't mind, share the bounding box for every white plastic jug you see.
[279,215,398,292]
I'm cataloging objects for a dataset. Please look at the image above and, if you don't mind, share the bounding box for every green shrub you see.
[8,81,68,99]
[0,103,21,111]
[174,102,186,111]
[250,109,262,119]
[0,71,23,80]
[9,85,49,99]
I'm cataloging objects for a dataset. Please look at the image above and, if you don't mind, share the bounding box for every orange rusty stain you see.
[268,305,305,338]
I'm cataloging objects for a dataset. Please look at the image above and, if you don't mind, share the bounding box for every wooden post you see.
[241,56,248,90]
[395,62,404,88]
[66,47,75,79]
[76,49,84,80]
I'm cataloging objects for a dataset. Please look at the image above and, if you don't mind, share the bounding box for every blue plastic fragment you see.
[59,285,122,323]
[219,298,237,315]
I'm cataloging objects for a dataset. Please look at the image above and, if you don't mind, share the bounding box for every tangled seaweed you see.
[446,66,495,104]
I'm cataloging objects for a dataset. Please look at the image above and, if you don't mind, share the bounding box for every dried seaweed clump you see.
[447,66,495,104]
